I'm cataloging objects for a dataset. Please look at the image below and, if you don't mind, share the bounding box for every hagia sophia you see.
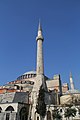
[0,22,80,120]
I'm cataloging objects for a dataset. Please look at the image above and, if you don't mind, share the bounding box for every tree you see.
[52,108,62,120]
[64,107,76,120]
[36,85,46,120]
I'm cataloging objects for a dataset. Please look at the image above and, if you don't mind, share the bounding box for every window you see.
[60,109,62,112]
[0,107,2,113]
[37,116,39,120]
[47,111,51,120]
[26,81,31,84]
[30,81,34,85]
[5,106,14,111]
[6,113,10,120]
[78,109,80,115]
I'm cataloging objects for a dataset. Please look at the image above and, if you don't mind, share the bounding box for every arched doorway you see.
[47,111,51,120]
[20,107,28,120]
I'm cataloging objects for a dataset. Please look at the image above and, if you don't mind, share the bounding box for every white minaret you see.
[31,22,47,120]
[32,21,47,93]
[70,72,74,90]
[36,21,44,75]
[35,21,47,90]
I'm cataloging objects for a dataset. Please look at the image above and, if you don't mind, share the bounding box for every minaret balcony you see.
[36,36,44,41]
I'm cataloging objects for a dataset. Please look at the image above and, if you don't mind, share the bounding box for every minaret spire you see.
[36,21,44,75]
[38,19,42,31]
[70,72,74,90]
[36,21,44,41]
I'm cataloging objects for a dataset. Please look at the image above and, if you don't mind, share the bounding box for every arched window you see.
[0,107,2,113]
[37,116,39,120]
[20,107,28,120]
[60,109,62,112]
[47,111,51,120]
[5,106,14,111]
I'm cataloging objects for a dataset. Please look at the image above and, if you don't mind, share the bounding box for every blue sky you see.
[0,0,80,90]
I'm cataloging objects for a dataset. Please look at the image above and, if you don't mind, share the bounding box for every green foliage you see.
[52,108,62,120]
[64,107,77,119]
[36,85,46,118]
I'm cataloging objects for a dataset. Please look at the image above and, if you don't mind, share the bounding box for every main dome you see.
[17,71,36,80]
[23,71,36,75]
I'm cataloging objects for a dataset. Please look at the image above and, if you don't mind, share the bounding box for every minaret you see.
[70,72,74,90]
[32,21,47,92]
[36,21,44,75]
[31,23,47,120]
